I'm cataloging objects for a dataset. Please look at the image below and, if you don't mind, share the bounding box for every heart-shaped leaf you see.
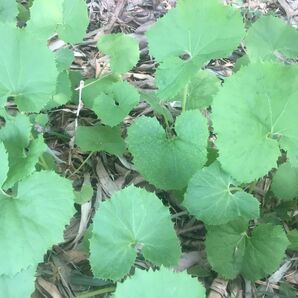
[183,162,260,225]
[0,171,75,276]
[91,81,140,127]
[127,111,208,190]
[89,186,181,280]
[212,63,298,183]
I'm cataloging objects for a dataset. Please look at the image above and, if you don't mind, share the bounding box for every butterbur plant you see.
[0,0,297,297]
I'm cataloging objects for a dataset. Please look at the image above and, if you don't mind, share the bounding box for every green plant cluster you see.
[0,0,298,297]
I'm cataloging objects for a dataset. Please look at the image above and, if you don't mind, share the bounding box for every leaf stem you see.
[182,83,189,112]
[76,286,116,298]
[0,188,12,198]
[69,152,93,177]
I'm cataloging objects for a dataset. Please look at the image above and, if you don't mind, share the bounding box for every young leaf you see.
[212,63,298,183]
[245,15,298,62]
[146,0,244,99]
[74,184,93,204]
[0,143,9,187]
[89,186,181,280]
[206,219,289,280]
[57,0,89,44]
[55,48,74,72]
[271,161,298,201]
[114,267,205,298]
[98,33,139,73]
[0,24,58,112]
[0,266,35,298]
[75,125,125,155]
[127,111,208,190]
[183,162,260,225]
[0,1,18,22]
[91,81,140,127]
[0,171,75,276]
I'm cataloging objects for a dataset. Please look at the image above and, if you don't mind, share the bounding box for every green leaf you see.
[98,33,139,73]
[245,15,298,62]
[206,219,289,280]
[0,266,35,298]
[127,110,208,190]
[114,267,205,298]
[183,70,220,110]
[57,0,89,44]
[0,171,75,276]
[0,143,9,187]
[55,48,74,72]
[146,0,244,99]
[91,81,140,127]
[271,161,298,201]
[75,125,125,155]
[288,229,298,250]
[89,186,181,280]
[74,184,93,204]
[183,162,260,225]
[212,63,298,183]
[0,1,18,22]
[0,24,58,112]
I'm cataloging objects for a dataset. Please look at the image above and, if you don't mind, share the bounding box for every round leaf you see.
[98,33,140,73]
[0,171,75,276]
[91,81,140,127]
[0,24,58,112]
[206,219,289,280]
[89,186,181,280]
[271,161,298,201]
[146,0,244,99]
[115,267,205,298]
[183,162,260,225]
[127,111,208,190]
[212,63,298,183]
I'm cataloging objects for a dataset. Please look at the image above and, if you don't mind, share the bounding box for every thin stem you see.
[69,152,93,177]
[182,83,189,112]
[76,287,116,298]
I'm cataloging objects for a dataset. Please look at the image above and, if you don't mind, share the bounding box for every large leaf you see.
[206,219,289,280]
[0,114,46,188]
[91,81,140,127]
[55,48,74,72]
[0,24,58,112]
[183,162,260,225]
[127,111,208,190]
[98,33,139,73]
[0,266,35,298]
[89,186,181,280]
[0,143,9,187]
[271,161,298,201]
[75,124,126,155]
[114,267,205,298]
[57,0,89,44]
[0,171,75,276]
[0,1,18,22]
[212,63,298,183]
[146,0,244,99]
[245,15,298,62]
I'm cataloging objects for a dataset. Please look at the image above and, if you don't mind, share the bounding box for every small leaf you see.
[57,0,89,44]
[212,63,298,183]
[0,24,58,112]
[0,143,9,187]
[245,15,298,62]
[288,229,298,250]
[98,33,139,73]
[74,184,93,204]
[89,186,181,280]
[91,81,140,127]
[0,171,75,276]
[75,125,125,155]
[0,1,18,22]
[146,0,244,99]
[127,110,208,190]
[271,161,298,201]
[114,267,205,298]
[206,219,289,280]
[183,162,260,225]
[55,48,74,72]
[0,266,36,298]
